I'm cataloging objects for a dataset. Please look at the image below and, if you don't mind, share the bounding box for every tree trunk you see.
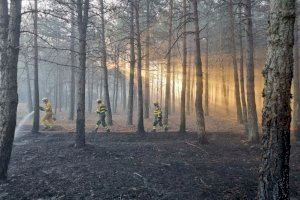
[32,0,40,134]
[294,5,300,141]
[113,64,119,113]
[164,0,173,128]
[54,68,59,113]
[160,65,163,104]
[228,0,243,123]
[172,64,176,113]
[69,6,76,120]
[75,0,89,148]
[88,70,94,113]
[135,0,145,134]
[204,27,209,116]
[144,0,150,119]
[187,54,191,114]
[179,0,187,133]
[0,0,22,180]
[100,70,103,99]
[122,75,126,111]
[58,68,62,112]
[99,0,112,125]
[192,0,206,143]
[245,0,259,143]
[127,0,135,125]
[238,2,248,129]
[258,1,295,199]
[25,61,33,112]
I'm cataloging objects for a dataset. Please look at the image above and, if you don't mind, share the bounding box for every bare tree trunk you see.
[89,71,94,113]
[25,61,33,112]
[187,54,191,115]
[204,27,209,116]
[160,65,163,104]
[164,0,173,128]
[219,17,228,114]
[75,0,89,148]
[144,0,150,119]
[0,0,22,180]
[172,64,175,113]
[32,0,40,134]
[135,0,145,134]
[99,0,112,125]
[65,83,68,109]
[55,68,59,113]
[294,5,300,141]
[258,1,295,199]
[113,64,119,113]
[228,0,243,123]
[192,0,206,143]
[238,2,248,129]
[122,75,126,111]
[69,6,76,120]
[100,70,103,99]
[58,68,62,112]
[179,0,187,133]
[244,0,259,143]
[190,65,195,114]
[127,0,135,125]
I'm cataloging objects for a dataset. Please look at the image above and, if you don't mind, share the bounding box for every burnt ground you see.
[0,131,299,200]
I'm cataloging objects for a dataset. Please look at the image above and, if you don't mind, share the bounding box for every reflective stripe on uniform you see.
[97,103,107,113]
[154,108,162,117]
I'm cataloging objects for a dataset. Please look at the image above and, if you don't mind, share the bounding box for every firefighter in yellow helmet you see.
[40,98,54,130]
[152,102,167,132]
[94,99,110,133]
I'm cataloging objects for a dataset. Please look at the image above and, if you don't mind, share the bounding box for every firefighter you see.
[94,99,110,133]
[152,102,167,132]
[40,98,54,130]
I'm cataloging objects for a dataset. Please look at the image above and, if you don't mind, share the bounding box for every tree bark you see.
[135,0,145,134]
[25,61,33,112]
[54,67,59,113]
[164,0,173,128]
[192,0,206,143]
[99,0,112,125]
[228,0,243,123]
[179,0,187,133]
[144,0,150,119]
[172,64,175,113]
[0,0,22,180]
[186,54,191,115]
[204,27,209,116]
[69,6,76,120]
[113,62,119,113]
[238,2,248,129]
[244,0,259,143]
[258,1,295,199]
[58,68,62,112]
[75,0,89,148]
[32,0,40,134]
[127,0,135,125]
[122,75,126,111]
[294,5,300,141]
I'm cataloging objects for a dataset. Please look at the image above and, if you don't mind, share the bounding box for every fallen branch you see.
[185,141,209,155]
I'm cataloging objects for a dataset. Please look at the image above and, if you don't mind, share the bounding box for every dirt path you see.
[0,131,299,200]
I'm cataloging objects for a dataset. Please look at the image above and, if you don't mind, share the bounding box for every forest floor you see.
[0,114,299,200]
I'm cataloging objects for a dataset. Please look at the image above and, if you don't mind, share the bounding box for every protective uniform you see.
[95,100,110,133]
[41,99,54,129]
[152,103,164,132]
